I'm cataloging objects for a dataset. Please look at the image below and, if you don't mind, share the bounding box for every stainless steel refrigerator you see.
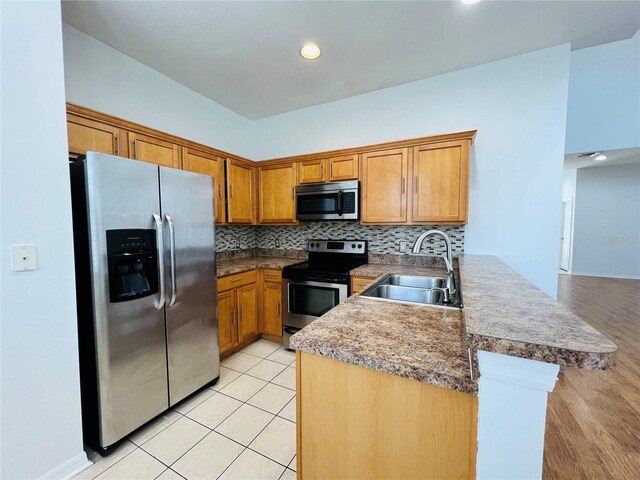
[70,152,219,454]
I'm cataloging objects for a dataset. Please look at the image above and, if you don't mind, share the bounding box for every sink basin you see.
[359,273,462,309]
[366,284,445,303]
[380,274,446,289]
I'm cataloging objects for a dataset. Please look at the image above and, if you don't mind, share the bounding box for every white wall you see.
[62,24,255,159]
[1,2,88,479]
[572,164,640,278]
[565,30,640,154]
[252,46,572,297]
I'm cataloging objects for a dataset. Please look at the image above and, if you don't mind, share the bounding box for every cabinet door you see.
[360,148,409,223]
[183,148,226,224]
[259,163,297,224]
[129,132,181,168]
[328,154,359,181]
[262,282,283,337]
[350,276,374,295]
[298,159,326,184]
[67,114,125,157]
[237,283,258,343]
[227,160,255,224]
[217,290,237,355]
[412,141,469,223]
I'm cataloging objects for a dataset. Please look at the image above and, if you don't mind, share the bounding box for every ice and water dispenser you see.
[106,229,159,302]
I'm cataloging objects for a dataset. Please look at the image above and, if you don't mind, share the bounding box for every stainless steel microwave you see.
[296,180,359,221]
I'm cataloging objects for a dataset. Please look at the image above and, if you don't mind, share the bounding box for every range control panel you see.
[308,239,367,254]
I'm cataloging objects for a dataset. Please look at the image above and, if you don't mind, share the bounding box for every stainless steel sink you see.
[381,274,446,289]
[360,274,462,309]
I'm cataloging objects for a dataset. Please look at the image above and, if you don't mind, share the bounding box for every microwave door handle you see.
[337,190,344,216]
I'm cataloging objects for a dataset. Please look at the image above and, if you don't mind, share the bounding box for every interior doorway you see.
[560,199,572,272]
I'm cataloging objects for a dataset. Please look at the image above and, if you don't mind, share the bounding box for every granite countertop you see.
[217,256,302,277]
[290,254,617,394]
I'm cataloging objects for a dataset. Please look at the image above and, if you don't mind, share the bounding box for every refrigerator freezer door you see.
[159,166,219,405]
[84,153,169,447]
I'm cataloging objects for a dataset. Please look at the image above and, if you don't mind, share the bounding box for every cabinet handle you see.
[240,304,244,320]
[330,163,333,178]
[133,139,138,159]
[115,133,120,155]
[231,277,243,283]
[277,301,281,317]
[402,177,405,194]
[291,187,294,200]
[230,184,234,198]
[232,308,236,325]
[320,164,323,178]
[218,183,223,198]
[414,176,418,194]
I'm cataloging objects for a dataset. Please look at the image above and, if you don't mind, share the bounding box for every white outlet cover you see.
[10,245,38,271]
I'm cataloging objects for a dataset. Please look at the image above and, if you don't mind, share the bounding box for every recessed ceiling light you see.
[594,154,608,161]
[461,0,481,4]
[300,44,321,60]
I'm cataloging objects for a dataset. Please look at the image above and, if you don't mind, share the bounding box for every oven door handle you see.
[337,190,344,216]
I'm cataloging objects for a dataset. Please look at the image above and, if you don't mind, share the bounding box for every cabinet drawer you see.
[262,269,282,283]
[351,276,375,294]
[218,269,258,292]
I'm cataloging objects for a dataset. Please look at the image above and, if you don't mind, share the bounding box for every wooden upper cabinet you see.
[182,147,226,224]
[259,163,297,224]
[67,114,126,157]
[298,155,359,184]
[298,159,326,184]
[129,132,181,168]
[360,148,409,223]
[412,141,470,223]
[328,154,359,181]
[227,160,255,224]
[237,283,258,343]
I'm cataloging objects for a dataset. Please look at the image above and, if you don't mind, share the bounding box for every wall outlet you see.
[275,238,280,248]
[235,240,240,249]
[11,245,38,271]
[399,241,408,253]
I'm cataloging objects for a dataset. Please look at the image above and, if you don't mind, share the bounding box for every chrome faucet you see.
[411,229,456,293]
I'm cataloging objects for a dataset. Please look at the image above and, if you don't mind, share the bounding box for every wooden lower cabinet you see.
[350,276,375,295]
[297,351,477,479]
[217,270,259,356]
[262,281,283,337]
[237,283,258,343]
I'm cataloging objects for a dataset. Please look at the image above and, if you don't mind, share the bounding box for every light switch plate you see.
[10,245,38,271]
[399,241,408,253]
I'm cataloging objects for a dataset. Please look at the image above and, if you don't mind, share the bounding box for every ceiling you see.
[61,1,640,120]
[564,147,640,170]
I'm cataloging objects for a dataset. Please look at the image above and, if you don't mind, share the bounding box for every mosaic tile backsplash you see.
[217,223,464,255]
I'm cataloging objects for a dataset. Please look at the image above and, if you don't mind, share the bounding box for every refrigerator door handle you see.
[166,213,177,307]
[153,213,166,310]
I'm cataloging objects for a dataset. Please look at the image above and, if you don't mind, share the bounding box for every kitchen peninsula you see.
[290,254,616,480]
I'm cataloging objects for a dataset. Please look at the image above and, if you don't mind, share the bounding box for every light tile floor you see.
[76,340,297,480]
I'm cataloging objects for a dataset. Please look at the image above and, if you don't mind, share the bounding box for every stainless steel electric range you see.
[281,239,368,349]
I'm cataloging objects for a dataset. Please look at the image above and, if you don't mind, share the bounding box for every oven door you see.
[283,279,348,330]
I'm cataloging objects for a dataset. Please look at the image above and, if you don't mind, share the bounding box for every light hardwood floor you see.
[544,275,640,479]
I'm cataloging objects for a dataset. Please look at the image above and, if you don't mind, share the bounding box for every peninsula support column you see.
[476,351,560,480]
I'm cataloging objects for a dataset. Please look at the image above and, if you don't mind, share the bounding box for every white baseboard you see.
[40,451,92,480]
[570,271,640,280]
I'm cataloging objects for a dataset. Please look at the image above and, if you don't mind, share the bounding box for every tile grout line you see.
[84,341,291,480]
